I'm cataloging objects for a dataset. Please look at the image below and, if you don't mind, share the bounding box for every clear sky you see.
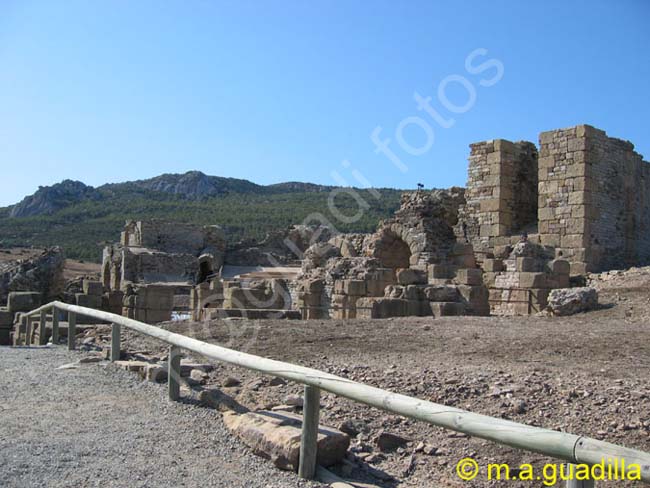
[1,0,649,207]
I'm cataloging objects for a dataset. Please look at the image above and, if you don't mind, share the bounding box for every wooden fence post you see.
[298,385,321,479]
[67,312,77,350]
[168,345,182,401]
[38,310,47,345]
[52,307,59,344]
[565,464,595,487]
[110,323,121,362]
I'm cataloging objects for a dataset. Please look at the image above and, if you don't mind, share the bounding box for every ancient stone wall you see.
[538,125,650,273]
[459,140,538,250]
[121,248,198,284]
[121,220,225,256]
[105,220,227,292]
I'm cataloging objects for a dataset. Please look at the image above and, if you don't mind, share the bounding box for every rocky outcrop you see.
[548,287,598,316]
[9,180,101,218]
[113,171,334,200]
[0,247,65,303]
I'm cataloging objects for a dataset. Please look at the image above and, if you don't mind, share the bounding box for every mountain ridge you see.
[0,171,405,260]
[7,171,337,218]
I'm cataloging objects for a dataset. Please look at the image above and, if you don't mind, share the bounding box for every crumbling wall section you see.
[458,140,538,250]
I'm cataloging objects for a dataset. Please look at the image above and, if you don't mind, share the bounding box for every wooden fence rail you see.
[22,301,650,485]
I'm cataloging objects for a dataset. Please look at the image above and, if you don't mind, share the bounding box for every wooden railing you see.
[20,301,650,485]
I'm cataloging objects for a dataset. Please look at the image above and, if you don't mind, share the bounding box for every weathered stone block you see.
[396,268,427,285]
[561,234,586,249]
[458,284,490,315]
[403,285,422,301]
[455,268,483,286]
[479,199,502,212]
[428,264,450,280]
[548,259,570,275]
[366,280,387,296]
[430,302,466,317]
[570,262,588,276]
[406,299,429,316]
[516,257,538,272]
[7,292,42,314]
[146,309,172,323]
[343,279,366,296]
[423,285,459,302]
[493,245,511,259]
[0,308,13,327]
[540,234,560,247]
[0,328,11,346]
[356,298,406,319]
[305,279,324,294]
[222,410,349,471]
[82,280,103,296]
[518,272,546,289]
[482,258,504,272]
[483,272,499,286]
[333,280,345,294]
[76,293,103,309]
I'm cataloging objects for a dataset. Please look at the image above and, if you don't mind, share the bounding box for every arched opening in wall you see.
[374,232,412,269]
[197,256,214,284]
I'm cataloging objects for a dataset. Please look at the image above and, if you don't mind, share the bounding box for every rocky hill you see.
[0,172,403,261]
[8,171,335,218]
[9,180,101,218]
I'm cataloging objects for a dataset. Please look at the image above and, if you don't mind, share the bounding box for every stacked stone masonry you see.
[460,125,650,277]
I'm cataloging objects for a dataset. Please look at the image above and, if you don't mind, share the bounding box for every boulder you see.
[548,287,598,316]
[222,410,350,471]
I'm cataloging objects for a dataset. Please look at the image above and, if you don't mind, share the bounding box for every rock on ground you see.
[548,287,598,316]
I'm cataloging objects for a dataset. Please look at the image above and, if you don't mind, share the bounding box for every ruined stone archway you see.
[196,255,214,284]
[369,228,413,269]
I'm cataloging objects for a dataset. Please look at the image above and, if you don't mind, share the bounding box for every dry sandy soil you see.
[104,267,650,487]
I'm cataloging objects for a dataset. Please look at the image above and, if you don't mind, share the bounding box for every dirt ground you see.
[106,267,650,487]
[62,258,101,281]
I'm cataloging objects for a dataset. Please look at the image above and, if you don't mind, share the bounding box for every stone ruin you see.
[0,248,65,344]
[5,123,646,338]
[191,123,648,320]
[100,220,227,323]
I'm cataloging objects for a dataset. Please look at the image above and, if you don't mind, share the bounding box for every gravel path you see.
[0,346,318,488]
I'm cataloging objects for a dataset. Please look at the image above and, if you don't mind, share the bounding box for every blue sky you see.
[1,0,649,207]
